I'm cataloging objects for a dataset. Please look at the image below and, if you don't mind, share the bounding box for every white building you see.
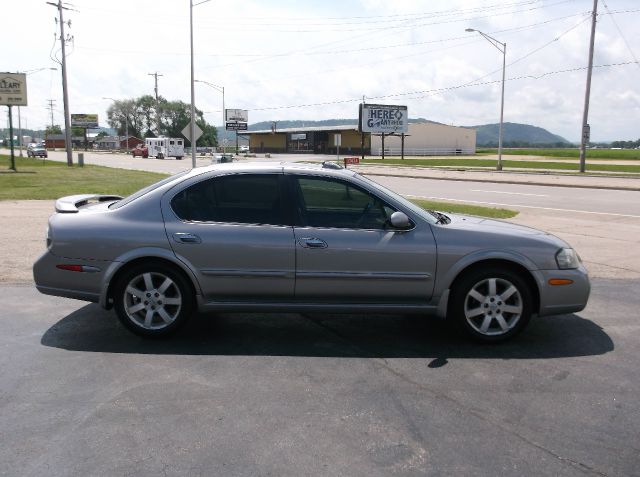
[370,122,476,156]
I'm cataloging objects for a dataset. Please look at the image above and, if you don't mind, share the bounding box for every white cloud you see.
[4,0,639,141]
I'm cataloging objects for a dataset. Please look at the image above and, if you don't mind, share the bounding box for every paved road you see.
[3,149,640,475]
[373,175,640,217]
[1,280,639,476]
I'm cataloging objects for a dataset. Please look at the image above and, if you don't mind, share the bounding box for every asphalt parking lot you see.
[1,158,639,476]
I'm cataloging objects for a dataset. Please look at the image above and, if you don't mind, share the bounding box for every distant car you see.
[239,145,249,153]
[33,162,590,341]
[27,147,47,158]
[27,142,38,151]
[211,153,234,164]
[131,145,148,158]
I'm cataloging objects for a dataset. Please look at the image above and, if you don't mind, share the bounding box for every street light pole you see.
[194,79,225,152]
[189,0,212,168]
[466,28,507,171]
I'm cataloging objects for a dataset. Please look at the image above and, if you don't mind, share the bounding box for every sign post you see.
[1,72,28,171]
[225,109,249,154]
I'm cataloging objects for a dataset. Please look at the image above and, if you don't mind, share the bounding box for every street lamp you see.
[466,28,506,171]
[103,97,129,152]
[190,0,212,168]
[195,79,225,153]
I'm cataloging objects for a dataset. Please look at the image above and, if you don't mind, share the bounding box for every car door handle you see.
[173,232,202,244]
[298,237,327,249]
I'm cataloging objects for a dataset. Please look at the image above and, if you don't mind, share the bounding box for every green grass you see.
[363,158,640,173]
[476,148,640,160]
[0,155,168,200]
[410,199,517,219]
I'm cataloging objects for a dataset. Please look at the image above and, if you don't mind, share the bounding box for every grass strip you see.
[0,156,168,200]
[410,199,517,219]
[476,148,640,160]
[363,158,640,173]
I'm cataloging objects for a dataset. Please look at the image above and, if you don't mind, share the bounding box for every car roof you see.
[187,161,357,178]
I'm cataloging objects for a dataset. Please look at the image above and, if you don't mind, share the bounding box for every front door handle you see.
[173,232,202,244]
[298,237,327,249]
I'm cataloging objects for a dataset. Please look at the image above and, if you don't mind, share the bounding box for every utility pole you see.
[579,0,598,173]
[47,0,74,166]
[148,72,163,135]
[46,99,56,128]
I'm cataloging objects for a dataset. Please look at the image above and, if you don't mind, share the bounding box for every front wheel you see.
[113,263,194,338]
[449,267,533,342]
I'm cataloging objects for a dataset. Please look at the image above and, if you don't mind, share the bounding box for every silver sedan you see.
[33,162,590,341]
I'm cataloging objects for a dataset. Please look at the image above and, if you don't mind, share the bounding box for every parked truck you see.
[145,137,185,160]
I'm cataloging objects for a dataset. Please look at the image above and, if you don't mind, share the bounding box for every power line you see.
[602,1,640,72]
[246,61,637,112]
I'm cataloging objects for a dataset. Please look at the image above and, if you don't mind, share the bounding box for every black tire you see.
[113,263,194,338]
[449,267,532,343]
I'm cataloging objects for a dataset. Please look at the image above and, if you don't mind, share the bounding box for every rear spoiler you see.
[55,194,123,213]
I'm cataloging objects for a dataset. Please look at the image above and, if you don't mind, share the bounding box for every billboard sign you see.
[359,104,408,134]
[71,114,99,128]
[0,72,27,106]
[225,109,248,123]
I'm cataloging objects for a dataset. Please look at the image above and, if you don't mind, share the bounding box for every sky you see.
[3,0,639,142]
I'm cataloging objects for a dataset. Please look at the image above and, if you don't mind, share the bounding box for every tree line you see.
[106,95,217,147]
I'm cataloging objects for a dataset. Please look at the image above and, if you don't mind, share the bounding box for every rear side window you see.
[171,174,284,225]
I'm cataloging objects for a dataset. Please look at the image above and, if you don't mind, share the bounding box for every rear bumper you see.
[33,250,110,304]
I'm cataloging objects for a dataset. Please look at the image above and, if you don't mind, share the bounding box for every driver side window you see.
[295,176,394,230]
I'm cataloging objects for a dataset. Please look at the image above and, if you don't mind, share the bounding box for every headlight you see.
[556,248,580,269]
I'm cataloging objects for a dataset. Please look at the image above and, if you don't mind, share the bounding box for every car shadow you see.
[40,304,613,359]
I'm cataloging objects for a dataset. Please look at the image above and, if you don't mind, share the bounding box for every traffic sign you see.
[182,121,203,143]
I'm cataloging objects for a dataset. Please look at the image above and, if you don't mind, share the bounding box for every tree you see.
[45,125,62,136]
[105,95,218,146]
[197,119,218,147]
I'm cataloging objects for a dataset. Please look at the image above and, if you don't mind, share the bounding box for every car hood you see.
[446,213,551,236]
[430,213,570,270]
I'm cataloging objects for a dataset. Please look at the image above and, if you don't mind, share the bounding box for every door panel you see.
[294,226,436,302]
[167,221,295,301]
[290,175,436,302]
[163,173,295,302]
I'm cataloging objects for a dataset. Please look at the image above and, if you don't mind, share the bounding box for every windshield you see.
[356,173,438,224]
[109,170,190,210]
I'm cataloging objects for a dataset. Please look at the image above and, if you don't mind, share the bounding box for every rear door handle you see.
[298,237,327,249]
[173,232,202,244]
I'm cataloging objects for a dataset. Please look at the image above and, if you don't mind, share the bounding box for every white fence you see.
[374,147,475,156]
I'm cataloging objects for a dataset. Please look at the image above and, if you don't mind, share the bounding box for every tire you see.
[113,263,194,338]
[449,267,532,343]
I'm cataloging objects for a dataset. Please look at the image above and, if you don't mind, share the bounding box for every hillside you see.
[215,119,570,148]
[470,122,570,146]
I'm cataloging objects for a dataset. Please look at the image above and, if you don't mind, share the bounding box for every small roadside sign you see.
[182,121,203,143]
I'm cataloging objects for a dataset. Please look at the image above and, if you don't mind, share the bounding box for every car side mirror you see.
[389,211,411,229]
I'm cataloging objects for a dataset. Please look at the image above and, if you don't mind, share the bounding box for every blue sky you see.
[4,0,640,141]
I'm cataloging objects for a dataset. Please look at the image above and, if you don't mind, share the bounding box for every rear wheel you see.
[449,267,532,342]
[113,263,193,337]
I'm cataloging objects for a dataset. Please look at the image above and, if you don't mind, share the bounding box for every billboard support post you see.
[8,105,16,171]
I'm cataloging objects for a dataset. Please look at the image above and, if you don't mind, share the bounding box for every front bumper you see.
[534,264,591,316]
